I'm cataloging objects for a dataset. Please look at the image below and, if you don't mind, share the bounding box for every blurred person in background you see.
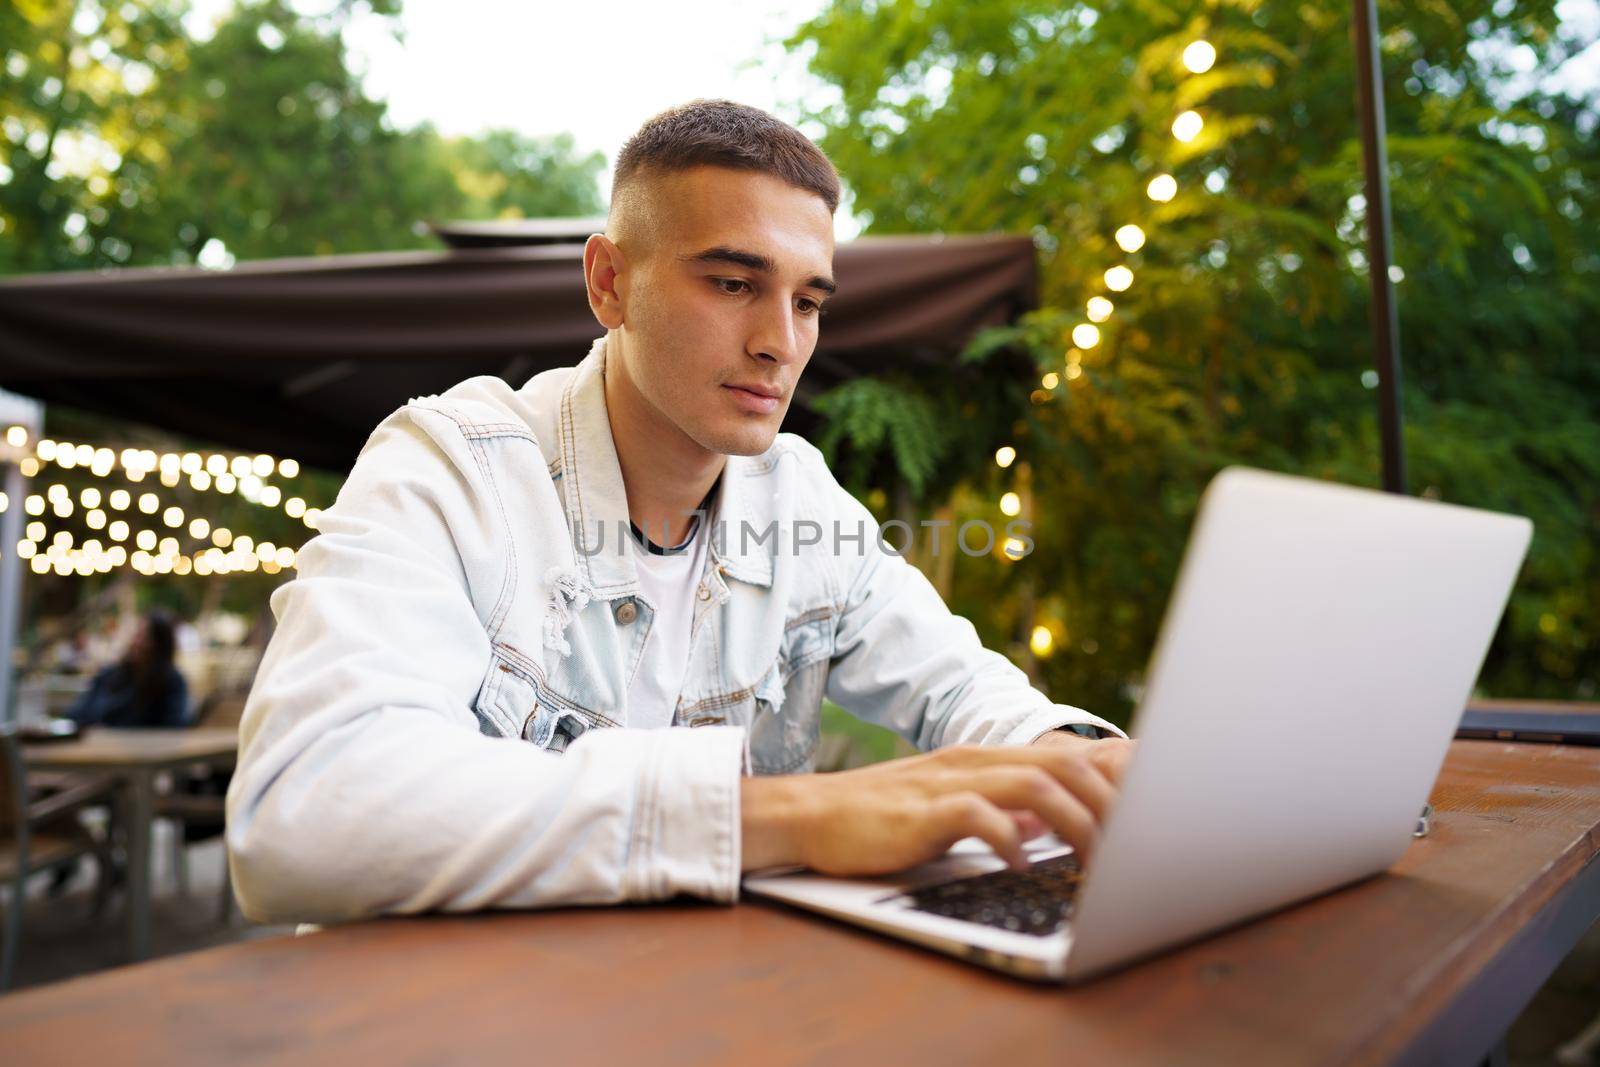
[66,610,193,729]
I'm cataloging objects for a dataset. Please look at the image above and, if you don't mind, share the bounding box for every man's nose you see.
[748,294,800,365]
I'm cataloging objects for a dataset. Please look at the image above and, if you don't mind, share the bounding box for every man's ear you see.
[584,234,629,330]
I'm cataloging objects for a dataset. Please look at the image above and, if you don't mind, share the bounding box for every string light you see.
[1105,266,1134,292]
[1147,174,1177,202]
[1114,224,1146,253]
[1172,110,1204,143]
[1000,492,1022,517]
[1182,40,1216,74]
[1072,324,1102,349]
[994,447,1016,469]
[1030,625,1055,657]
[1087,297,1114,322]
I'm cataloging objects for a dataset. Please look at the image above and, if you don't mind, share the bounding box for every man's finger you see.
[957,766,1101,860]
[935,792,1027,869]
[1009,810,1050,841]
[1087,739,1137,785]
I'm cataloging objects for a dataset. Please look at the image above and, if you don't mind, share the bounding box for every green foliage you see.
[0,0,604,273]
[793,0,1600,719]
[812,376,950,496]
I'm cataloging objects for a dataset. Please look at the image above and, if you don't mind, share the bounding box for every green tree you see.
[793,0,1599,721]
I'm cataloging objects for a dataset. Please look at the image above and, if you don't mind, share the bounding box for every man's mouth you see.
[723,382,783,414]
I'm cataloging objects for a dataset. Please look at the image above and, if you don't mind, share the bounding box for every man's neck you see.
[602,337,725,550]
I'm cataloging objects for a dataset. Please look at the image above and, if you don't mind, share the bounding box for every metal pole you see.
[0,461,22,725]
[0,392,41,726]
[1352,0,1408,495]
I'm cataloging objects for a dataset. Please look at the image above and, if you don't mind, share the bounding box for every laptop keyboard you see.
[903,853,1083,937]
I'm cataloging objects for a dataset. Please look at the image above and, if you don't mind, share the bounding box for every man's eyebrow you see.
[681,246,838,296]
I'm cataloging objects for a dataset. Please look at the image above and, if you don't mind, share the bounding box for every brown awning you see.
[0,234,1036,469]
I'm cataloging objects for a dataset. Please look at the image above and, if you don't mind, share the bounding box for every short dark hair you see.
[613,100,840,213]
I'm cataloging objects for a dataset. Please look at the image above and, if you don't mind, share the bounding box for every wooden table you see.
[2,739,1596,1066]
[23,728,239,961]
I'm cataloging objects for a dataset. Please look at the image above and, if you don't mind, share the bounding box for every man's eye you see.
[797,298,824,316]
[713,278,752,295]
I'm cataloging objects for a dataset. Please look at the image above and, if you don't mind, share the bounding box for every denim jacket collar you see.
[557,337,774,599]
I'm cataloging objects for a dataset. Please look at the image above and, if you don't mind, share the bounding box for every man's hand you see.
[741,738,1135,878]
[1030,729,1136,785]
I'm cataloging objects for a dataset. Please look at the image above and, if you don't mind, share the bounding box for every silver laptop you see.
[744,467,1533,982]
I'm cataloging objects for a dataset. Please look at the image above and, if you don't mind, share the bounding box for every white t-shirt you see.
[624,515,710,730]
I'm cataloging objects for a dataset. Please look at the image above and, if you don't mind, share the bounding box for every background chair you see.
[0,725,117,990]
[155,692,246,924]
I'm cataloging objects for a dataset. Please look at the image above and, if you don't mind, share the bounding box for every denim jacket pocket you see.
[475,643,618,752]
[472,646,535,738]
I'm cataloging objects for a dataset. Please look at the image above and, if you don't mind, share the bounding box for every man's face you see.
[608,166,836,457]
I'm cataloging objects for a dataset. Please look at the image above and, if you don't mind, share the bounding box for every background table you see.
[22,728,239,960]
[2,739,1597,1066]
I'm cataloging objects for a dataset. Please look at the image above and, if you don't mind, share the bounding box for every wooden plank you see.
[1,741,1596,1067]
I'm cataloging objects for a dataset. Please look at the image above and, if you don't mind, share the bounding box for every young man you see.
[227,101,1131,923]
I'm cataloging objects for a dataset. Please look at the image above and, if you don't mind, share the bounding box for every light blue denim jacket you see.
[226,338,1122,923]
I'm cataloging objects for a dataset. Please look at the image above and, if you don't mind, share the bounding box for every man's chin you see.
[696,421,781,458]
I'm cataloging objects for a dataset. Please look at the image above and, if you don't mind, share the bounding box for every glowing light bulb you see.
[1183,40,1216,74]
